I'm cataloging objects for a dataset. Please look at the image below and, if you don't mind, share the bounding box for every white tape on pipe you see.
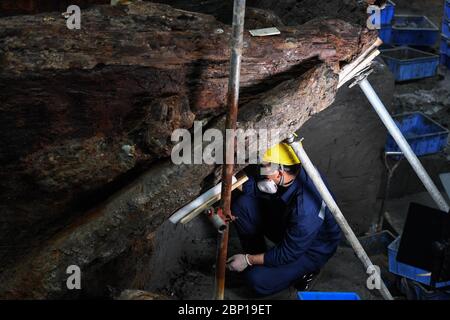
[169,176,237,224]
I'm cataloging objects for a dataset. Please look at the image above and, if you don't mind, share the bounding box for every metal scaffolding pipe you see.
[358,78,449,213]
[216,0,246,301]
[169,176,237,224]
[287,136,394,300]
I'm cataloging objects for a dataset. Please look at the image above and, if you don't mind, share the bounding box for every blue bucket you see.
[298,292,361,300]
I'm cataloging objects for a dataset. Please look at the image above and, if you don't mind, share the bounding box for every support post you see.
[216,0,246,300]
[358,78,449,213]
[287,136,394,300]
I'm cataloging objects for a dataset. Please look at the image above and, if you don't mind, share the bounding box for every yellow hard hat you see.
[262,142,301,166]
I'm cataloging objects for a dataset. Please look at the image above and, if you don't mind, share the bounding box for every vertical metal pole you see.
[216,0,246,300]
[215,224,229,299]
[358,78,449,213]
[287,137,394,300]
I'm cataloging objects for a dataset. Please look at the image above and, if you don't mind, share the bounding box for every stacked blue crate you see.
[446,0,450,20]
[389,237,450,289]
[441,0,450,68]
[381,13,440,80]
[392,15,439,46]
[385,112,449,155]
[386,112,450,291]
[444,0,450,19]
[379,3,446,78]
[443,0,450,36]
[441,34,450,55]
[378,1,396,44]
[382,48,440,82]
[444,18,450,36]
[440,34,450,67]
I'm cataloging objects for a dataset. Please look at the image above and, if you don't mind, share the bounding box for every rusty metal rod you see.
[215,0,246,301]
[215,224,229,299]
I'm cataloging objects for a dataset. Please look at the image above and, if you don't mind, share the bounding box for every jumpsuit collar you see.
[279,172,302,204]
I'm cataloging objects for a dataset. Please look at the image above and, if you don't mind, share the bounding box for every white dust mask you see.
[257,179,278,194]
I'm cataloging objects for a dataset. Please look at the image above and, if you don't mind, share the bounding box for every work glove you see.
[226,254,249,272]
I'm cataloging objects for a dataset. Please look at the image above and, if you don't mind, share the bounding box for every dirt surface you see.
[144,218,398,300]
[312,248,384,300]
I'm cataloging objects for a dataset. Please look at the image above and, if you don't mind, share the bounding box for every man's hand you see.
[226,254,249,272]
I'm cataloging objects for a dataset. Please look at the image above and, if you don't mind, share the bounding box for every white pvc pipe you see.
[288,138,394,300]
[359,78,449,213]
[169,176,237,224]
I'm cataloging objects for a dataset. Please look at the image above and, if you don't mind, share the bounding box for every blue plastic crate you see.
[441,53,450,68]
[392,15,439,46]
[379,24,393,44]
[399,278,450,300]
[297,292,361,300]
[380,0,396,24]
[389,236,450,288]
[381,47,439,82]
[440,34,450,55]
[443,18,450,37]
[385,112,449,156]
[446,0,450,20]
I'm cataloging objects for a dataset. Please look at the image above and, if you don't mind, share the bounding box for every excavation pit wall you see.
[11,0,448,299]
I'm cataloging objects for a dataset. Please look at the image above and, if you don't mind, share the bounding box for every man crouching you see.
[227,142,341,296]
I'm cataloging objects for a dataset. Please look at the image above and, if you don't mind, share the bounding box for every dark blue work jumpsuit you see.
[231,169,342,296]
